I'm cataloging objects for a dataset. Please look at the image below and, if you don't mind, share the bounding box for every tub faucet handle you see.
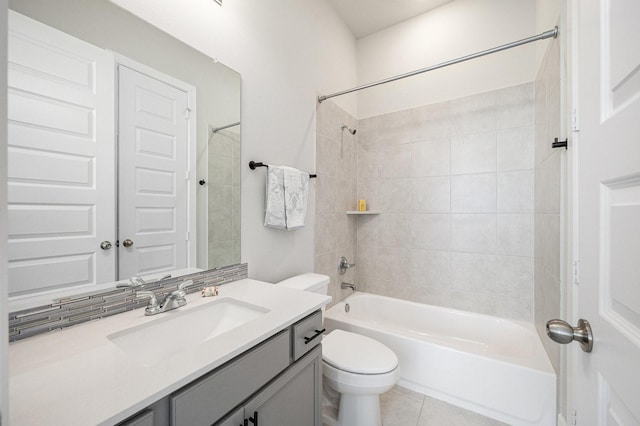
[339,256,356,274]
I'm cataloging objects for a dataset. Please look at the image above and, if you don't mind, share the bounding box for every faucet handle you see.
[136,290,161,315]
[171,280,193,298]
[339,256,356,274]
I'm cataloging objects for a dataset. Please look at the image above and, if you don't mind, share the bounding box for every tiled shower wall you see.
[355,83,536,321]
[315,101,358,306]
[534,37,562,371]
[208,129,241,268]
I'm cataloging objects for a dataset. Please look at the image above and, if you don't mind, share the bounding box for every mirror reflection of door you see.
[117,65,190,279]
[7,12,193,297]
[7,11,116,297]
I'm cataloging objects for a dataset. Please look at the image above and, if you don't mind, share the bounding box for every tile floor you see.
[379,386,508,426]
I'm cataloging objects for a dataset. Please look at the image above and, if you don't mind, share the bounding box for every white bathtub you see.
[323,292,556,426]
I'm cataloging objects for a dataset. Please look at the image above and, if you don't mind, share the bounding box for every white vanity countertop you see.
[9,279,331,426]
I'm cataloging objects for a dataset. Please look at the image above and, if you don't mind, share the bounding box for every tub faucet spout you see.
[341,282,356,291]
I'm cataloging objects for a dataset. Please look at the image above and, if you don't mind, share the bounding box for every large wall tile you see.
[450,91,497,136]
[379,143,412,178]
[410,249,451,290]
[497,126,534,171]
[451,173,496,213]
[451,131,497,175]
[411,214,451,250]
[379,109,412,146]
[451,214,497,253]
[451,252,497,292]
[412,176,451,213]
[411,138,451,177]
[497,170,534,213]
[379,178,412,212]
[497,82,535,129]
[497,213,534,257]
[379,214,411,248]
[410,101,451,142]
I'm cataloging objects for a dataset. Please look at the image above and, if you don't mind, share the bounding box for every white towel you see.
[264,165,309,230]
[282,166,309,230]
[264,166,286,229]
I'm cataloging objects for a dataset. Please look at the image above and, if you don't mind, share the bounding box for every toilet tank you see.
[276,273,329,295]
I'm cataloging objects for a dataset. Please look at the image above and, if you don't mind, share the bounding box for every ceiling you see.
[327,0,455,39]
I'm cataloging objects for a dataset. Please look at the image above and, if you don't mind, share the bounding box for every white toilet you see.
[276,273,400,426]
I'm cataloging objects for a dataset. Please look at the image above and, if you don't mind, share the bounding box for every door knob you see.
[122,238,134,248]
[546,319,593,352]
[100,241,112,250]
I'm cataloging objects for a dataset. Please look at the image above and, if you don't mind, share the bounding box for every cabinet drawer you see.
[292,310,324,361]
[170,329,290,426]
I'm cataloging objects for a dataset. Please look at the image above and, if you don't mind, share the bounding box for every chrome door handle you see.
[546,319,593,353]
[122,238,134,248]
[100,241,112,250]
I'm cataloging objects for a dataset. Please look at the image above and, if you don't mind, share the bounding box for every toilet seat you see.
[322,330,398,374]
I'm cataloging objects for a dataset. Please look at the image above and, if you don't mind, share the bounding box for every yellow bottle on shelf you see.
[358,199,367,212]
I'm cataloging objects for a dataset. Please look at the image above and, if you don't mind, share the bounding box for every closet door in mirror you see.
[117,65,190,278]
[7,12,115,297]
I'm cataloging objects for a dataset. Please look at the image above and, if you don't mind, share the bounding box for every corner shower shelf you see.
[346,211,381,215]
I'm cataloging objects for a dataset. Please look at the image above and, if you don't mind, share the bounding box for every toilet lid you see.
[322,330,398,374]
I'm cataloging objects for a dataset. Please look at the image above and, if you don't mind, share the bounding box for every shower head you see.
[341,125,357,135]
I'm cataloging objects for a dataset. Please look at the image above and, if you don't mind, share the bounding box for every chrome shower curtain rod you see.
[318,27,558,103]
[211,121,241,133]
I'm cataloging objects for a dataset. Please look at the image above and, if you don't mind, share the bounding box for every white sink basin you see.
[108,298,270,367]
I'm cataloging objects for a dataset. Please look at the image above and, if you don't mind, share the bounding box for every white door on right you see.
[575,0,640,424]
[117,65,190,279]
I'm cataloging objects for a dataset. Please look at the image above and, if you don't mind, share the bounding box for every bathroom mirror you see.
[7,0,241,308]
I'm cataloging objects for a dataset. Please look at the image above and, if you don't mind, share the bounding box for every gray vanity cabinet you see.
[217,345,322,426]
[117,310,324,426]
[119,410,155,426]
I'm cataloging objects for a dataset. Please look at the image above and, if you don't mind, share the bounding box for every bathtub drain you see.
[345,303,350,313]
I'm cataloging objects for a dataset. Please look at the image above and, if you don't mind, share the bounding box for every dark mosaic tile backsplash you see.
[9,263,248,342]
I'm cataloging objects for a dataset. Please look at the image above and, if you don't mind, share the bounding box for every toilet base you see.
[337,393,382,426]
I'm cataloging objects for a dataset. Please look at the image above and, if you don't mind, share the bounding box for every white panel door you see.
[7,11,115,297]
[575,0,640,423]
[117,65,189,278]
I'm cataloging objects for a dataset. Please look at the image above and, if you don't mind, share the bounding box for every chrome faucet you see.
[341,282,356,291]
[136,280,191,316]
[339,256,356,274]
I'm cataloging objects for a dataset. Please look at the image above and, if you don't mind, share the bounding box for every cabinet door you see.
[215,407,244,426]
[245,345,322,426]
[171,330,290,426]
